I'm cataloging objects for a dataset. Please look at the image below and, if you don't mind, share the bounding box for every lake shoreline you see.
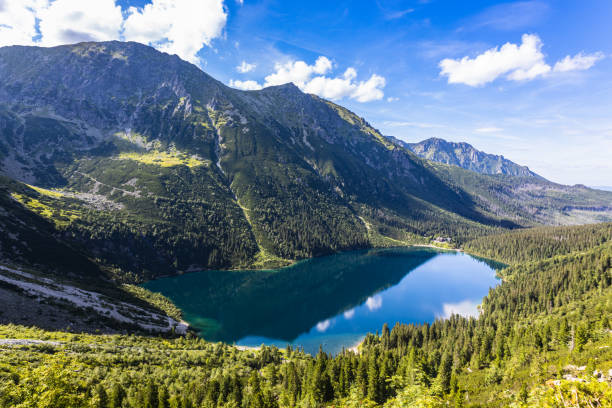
[147,242,462,282]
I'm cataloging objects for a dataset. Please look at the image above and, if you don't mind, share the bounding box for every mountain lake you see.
[143,247,502,355]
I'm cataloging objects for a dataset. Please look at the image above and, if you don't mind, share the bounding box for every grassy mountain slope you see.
[432,162,612,226]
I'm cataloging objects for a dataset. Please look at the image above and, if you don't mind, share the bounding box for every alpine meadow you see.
[0,1,611,407]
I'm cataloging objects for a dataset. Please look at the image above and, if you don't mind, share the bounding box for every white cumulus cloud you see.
[0,0,227,64]
[439,34,603,86]
[343,309,355,319]
[553,52,604,73]
[506,60,551,81]
[439,300,481,319]
[229,56,386,102]
[236,61,256,73]
[123,0,227,64]
[264,56,333,87]
[350,74,386,102]
[0,0,47,47]
[439,34,549,86]
[365,295,383,311]
[0,0,124,47]
[315,319,331,332]
[38,0,123,45]
[228,79,263,90]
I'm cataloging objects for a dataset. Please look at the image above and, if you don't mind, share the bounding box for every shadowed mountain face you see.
[0,41,611,280]
[389,136,539,178]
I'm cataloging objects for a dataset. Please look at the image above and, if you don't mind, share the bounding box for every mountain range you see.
[387,136,540,178]
[1,41,612,285]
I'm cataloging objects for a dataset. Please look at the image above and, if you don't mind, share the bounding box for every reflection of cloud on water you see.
[316,319,331,332]
[343,309,355,319]
[365,295,382,311]
[439,300,480,318]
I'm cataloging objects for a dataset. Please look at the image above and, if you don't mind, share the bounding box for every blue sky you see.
[2,0,611,185]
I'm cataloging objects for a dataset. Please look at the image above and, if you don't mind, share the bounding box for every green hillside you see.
[464,222,612,264]
[434,163,612,227]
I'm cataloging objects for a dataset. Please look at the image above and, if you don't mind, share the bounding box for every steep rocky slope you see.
[389,136,539,177]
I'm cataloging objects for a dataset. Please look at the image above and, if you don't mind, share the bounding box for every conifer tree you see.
[435,351,452,395]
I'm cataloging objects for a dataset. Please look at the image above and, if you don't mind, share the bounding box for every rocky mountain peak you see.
[388,136,540,178]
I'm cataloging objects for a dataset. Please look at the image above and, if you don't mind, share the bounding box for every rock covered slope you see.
[389,136,539,178]
[0,263,187,334]
[0,41,611,281]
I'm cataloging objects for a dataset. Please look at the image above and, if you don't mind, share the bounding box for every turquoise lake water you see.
[143,247,500,355]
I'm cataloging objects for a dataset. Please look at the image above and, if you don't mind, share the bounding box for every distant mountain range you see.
[0,41,611,285]
[387,136,540,178]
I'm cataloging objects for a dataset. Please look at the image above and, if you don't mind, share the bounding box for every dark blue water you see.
[143,247,500,354]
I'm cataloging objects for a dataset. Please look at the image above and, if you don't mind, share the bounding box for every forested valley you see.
[1,223,610,407]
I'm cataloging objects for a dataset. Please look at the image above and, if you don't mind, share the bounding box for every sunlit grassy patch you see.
[27,184,64,199]
[250,248,293,269]
[10,193,79,227]
[117,151,206,168]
